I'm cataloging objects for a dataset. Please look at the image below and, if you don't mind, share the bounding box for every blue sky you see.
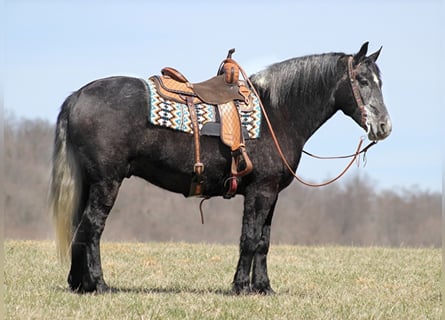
[4,1,443,192]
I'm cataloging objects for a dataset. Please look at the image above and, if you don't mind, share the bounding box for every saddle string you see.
[199,197,208,224]
[236,61,376,187]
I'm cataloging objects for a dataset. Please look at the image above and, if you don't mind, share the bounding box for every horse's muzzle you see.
[367,115,392,141]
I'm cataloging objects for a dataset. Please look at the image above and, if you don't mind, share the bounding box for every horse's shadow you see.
[58,285,235,296]
[108,286,234,296]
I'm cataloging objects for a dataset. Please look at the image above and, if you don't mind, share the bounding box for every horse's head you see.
[336,42,392,141]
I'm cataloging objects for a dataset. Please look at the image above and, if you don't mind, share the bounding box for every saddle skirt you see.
[145,77,262,140]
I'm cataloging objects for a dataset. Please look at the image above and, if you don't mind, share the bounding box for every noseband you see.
[347,56,367,128]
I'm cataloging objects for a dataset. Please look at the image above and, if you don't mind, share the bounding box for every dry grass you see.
[5,240,441,319]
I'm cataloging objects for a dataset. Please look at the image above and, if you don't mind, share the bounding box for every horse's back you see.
[72,76,148,119]
[63,76,150,177]
[69,76,148,132]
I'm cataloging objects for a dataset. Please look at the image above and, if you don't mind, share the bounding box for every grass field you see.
[5,240,441,320]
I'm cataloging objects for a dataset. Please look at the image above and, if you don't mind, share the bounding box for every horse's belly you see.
[130,152,229,197]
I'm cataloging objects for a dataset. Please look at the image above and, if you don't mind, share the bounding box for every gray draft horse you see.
[50,42,391,294]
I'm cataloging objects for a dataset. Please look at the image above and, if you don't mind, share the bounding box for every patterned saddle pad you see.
[145,78,262,139]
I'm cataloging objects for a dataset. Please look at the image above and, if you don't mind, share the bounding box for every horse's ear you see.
[353,42,369,65]
[368,46,382,62]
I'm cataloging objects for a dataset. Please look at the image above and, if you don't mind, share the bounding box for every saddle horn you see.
[227,48,235,59]
[217,48,239,84]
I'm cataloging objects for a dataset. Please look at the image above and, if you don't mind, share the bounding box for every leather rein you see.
[238,56,377,188]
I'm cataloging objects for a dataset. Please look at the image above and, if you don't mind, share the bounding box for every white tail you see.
[49,97,82,263]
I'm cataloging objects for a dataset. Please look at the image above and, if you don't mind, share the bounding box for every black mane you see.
[251,53,347,108]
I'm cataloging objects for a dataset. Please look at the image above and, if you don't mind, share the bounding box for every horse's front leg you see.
[251,196,277,294]
[233,189,278,295]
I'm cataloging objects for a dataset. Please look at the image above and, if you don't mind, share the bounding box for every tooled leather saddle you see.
[149,49,255,198]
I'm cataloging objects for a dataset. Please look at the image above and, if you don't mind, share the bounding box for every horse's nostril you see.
[379,118,392,137]
[380,123,386,133]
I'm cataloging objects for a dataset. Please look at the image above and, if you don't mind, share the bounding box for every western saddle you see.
[149,49,254,197]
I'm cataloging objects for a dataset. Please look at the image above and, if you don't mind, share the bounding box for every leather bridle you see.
[347,56,368,128]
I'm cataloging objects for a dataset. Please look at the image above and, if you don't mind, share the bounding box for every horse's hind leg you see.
[68,179,121,293]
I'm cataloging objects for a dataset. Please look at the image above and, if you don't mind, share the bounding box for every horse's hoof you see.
[252,283,275,295]
[95,283,111,294]
[69,276,109,294]
[232,282,251,295]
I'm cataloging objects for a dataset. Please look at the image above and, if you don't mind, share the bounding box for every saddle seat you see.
[152,67,251,106]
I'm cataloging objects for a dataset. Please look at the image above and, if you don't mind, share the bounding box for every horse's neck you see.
[263,89,337,145]
[253,56,342,144]
[297,99,338,141]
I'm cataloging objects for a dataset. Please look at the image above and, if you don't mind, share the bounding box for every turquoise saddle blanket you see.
[145,78,262,139]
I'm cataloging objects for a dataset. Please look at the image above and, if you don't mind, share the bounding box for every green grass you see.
[5,240,441,320]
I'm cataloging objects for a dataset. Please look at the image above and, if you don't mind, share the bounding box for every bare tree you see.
[4,114,441,247]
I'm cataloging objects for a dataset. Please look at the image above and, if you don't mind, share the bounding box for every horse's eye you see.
[357,77,369,86]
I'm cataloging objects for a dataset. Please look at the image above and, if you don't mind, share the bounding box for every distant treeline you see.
[4,113,441,247]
